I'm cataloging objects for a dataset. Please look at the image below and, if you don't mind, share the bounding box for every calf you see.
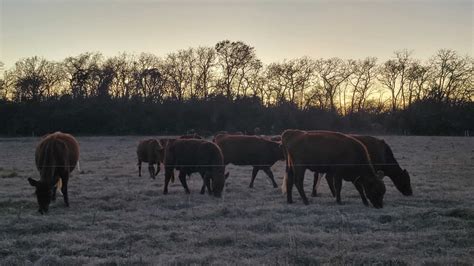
[215,135,284,188]
[163,139,227,197]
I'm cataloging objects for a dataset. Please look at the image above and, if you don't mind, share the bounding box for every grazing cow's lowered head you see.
[396,169,412,196]
[363,170,386,209]
[28,178,52,214]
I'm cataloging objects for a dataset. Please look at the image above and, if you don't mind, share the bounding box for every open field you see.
[0,135,473,265]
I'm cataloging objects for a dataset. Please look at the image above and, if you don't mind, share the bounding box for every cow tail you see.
[40,140,55,185]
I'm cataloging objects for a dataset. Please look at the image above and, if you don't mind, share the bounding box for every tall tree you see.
[215,40,258,99]
[63,52,103,99]
[427,49,473,104]
[7,56,63,102]
[132,53,164,102]
[314,57,354,112]
[378,50,413,112]
[194,47,217,99]
[348,57,378,114]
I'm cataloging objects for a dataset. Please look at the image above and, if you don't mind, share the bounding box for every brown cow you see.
[282,129,385,208]
[137,139,164,179]
[215,135,284,188]
[28,132,80,214]
[163,139,227,197]
[312,135,412,197]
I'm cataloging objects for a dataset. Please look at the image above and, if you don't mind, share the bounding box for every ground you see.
[0,135,473,265]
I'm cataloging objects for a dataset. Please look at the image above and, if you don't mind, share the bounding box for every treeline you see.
[0,40,472,136]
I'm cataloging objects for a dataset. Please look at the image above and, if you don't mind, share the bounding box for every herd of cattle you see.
[28,130,412,214]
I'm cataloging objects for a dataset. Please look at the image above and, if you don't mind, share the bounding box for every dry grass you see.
[0,135,472,265]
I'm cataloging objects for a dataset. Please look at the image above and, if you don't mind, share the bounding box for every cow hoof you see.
[249,184,254,188]
[311,192,317,197]
[272,184,278,188]
[163,190,168,195]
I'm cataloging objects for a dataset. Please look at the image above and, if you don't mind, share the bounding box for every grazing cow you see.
[163,139,227,197]
[312,135,412,197]
[28,132,79,214]
[215,135,284,188]
[282,129,385,208]
[137,139,164,179]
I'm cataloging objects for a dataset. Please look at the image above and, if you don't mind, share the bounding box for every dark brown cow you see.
[215,135,284,188]
[28,132,80,214]
[163,139,227,197]
[312,135,412,197]
[282,129,385,208]
[137,139,164,179]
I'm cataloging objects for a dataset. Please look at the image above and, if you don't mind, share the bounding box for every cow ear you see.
[224,172,229,180]
[28,178,38,187]
[376,170,384,180]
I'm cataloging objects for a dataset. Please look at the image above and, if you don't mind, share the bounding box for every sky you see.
[1,0,472,68]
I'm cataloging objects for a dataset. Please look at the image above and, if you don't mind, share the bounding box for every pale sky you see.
[1,0,472,68]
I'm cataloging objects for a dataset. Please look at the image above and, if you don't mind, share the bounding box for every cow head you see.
[396,169,413,196]
[28,178,52,214]
[212,172,229,198]
[364,174,386,209]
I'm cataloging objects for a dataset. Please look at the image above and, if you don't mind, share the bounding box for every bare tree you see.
[63,53,103,99]
[348,57,378,114]
[161,48,196,101]
[265,57,315,107]
[131,53,164,102]
[405,60,431,106]
[194,47,217,99]
[215,40,258,99]
[378,50,413,112]
[314,58,354,112]
[427,49,473,104]
[7,56,64,102]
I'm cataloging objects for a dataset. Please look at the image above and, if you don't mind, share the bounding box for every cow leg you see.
[154,163,160,177]
[325,173,336,197]
[138,160,142,177]
[178,171,191,194]
[164,170,172,194]
[262,167,278,188]
[148,163,156,179]
[353,180,369,207]
[311,172,320,197]
[61,174,69,207]
[52,177,58,202]
[249,167,259,188]
[286,166,294,204]
[199,172,206,194]
[204,172,213,195]
[333,173,343,205]
[294,167,309,205]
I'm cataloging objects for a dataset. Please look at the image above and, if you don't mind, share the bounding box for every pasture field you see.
[0,136,473,265]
